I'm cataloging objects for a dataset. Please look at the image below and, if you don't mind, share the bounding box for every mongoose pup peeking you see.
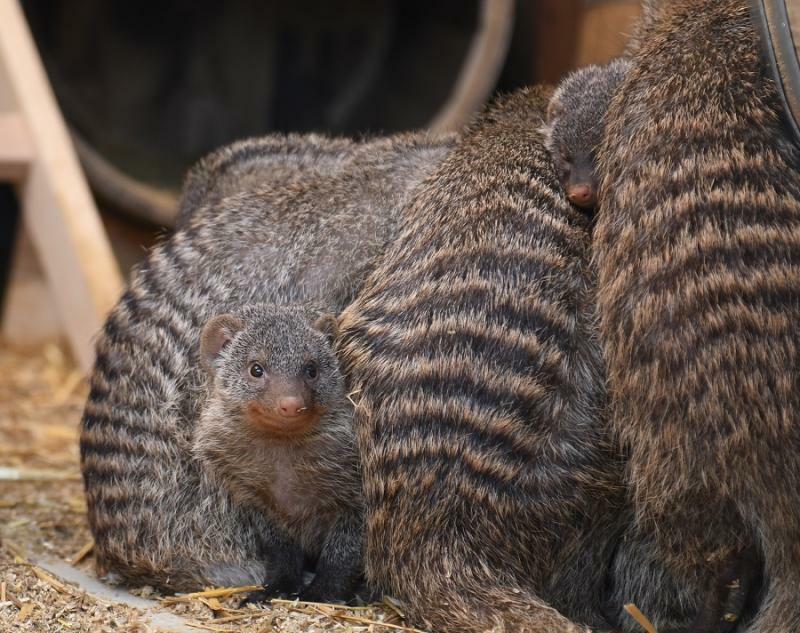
[544,58,630,210]
[193,304,361,603]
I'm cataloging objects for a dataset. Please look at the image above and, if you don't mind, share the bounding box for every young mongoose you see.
[544,58,630,211]
[193,304,361,603]
[595,0,800,630]
[338,87,615,633]
[80,132,454,592]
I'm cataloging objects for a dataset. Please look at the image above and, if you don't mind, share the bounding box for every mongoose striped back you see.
[177,133,357,226]
[595,1,800,631]
[80,133,454,591]
[338,87,615,633]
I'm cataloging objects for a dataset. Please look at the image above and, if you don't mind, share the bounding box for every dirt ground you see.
[0,343,422,633]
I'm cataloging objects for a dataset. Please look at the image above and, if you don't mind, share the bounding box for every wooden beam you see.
[0,112,33,181]
[574,0,642,67]
[532,0,583,84]
[1,226,62,348]
[0,0,123,371]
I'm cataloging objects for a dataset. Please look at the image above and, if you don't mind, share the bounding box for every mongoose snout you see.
[276,395,309,417]
[566,182,595,209]
[244,399,321,437]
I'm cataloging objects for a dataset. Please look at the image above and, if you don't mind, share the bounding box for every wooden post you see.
[531,0,583,84]
[0,0,123,372]
[574,0,642,68]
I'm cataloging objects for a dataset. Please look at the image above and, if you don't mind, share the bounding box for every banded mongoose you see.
[544,58,630,211]
[193,305,361,602]
[595,0,800,630]
[542,55,711,632]
[80,132,455,592]
[541,25,762,633]
[337,86,616,633]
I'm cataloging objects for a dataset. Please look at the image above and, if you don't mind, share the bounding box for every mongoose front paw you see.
[297,572,362,605]
[239,580,302,607]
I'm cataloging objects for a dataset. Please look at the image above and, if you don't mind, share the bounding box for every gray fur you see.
[80,132,455,592]
[178,134,357,226]
[193,304,362,602]
[544,59,630,210]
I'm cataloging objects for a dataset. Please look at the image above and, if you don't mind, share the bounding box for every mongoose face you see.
[201,306,343,440]
[544,58,630,210]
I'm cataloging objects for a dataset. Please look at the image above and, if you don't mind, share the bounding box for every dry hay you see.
[0,343,423,633]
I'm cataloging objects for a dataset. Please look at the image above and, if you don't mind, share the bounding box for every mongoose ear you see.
[200,314,245,372]
[313,314,340,345]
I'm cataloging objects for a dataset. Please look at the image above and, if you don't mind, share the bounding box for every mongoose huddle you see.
[80,132,454,594]
[80,0,800,630]
[194,305,361,601]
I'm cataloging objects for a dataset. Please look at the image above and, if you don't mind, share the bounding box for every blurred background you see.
[0,0,642,350]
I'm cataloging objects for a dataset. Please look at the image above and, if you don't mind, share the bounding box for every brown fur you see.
[338,87,614,633]
[595,1,800,631]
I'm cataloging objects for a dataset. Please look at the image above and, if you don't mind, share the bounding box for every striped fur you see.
[338,87,615,632]
[177,133,357,226]
[595,1,800,631]
[80,133,454,591]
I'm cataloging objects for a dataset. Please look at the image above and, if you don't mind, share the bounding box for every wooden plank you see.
[531,0,583,84]
[0,41,15,111]
[574,0,642,67]
[0,112,33,181]
[0,226,62,348]
[0,0,123,371]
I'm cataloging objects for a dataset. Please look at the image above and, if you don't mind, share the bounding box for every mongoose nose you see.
[277,396,306,418]
[567,184,596,209]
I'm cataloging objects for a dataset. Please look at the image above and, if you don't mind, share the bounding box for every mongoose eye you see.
[249,362,265,378]
[303,361,318,380]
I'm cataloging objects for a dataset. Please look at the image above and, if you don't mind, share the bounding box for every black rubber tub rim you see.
[751,0,800,144]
